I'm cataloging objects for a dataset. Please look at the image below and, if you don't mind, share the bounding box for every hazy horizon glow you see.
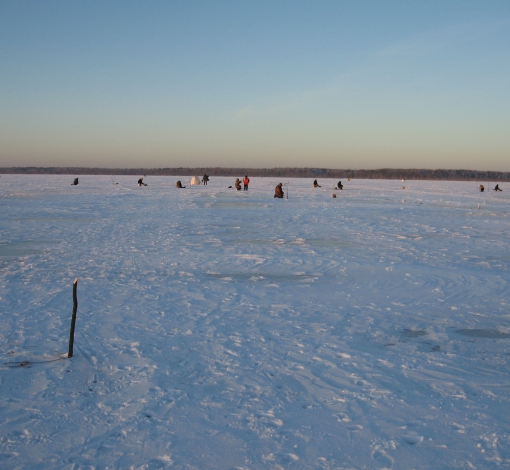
[1,1,509,170]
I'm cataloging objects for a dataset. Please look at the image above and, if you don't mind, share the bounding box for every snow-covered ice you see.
[0,174,509,469]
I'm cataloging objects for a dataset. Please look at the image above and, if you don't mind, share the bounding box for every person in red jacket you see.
[243,175,250,191]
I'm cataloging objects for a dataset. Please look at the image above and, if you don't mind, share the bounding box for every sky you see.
[1,1,509,170]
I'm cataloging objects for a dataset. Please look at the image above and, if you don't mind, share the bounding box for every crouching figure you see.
[274,183,284,199]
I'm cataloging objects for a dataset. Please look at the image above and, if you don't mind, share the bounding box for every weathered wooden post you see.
[68,278,78,358]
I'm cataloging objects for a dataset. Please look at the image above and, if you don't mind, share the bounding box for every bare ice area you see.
[0,175,509,469]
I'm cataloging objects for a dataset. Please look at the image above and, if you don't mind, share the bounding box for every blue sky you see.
[1,1,509,170]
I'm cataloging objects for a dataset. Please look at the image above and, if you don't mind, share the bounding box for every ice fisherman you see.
[274,183,284,199]
[176,180,186,188]
[494,184,502,191]
[71,178,79,186]
[337,181,343,190]
[202,174,209,185]
[243,175,250,190]
[235,178,242,190]
[313,179,321,188]
[479,184,485,192]
[138,178,147,186]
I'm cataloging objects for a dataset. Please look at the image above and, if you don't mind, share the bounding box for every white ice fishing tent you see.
[190,176,201,185]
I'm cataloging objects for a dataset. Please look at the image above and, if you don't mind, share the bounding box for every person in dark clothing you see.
[494,184,502,191]
[313,179,321,188]
[235,178,242,190]
[71,178,79,185]
[138,178,147,186]
[479,184,485,192]
[176,180,186,188]
[202,174,209,185]
[274,183,284,199]
[337,181,343,190]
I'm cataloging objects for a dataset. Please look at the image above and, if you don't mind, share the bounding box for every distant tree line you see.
[1,167,509,181]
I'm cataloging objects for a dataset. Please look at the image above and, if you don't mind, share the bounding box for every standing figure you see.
[243,175,250,191]
[202,174,209,185]
[274,183,284,199]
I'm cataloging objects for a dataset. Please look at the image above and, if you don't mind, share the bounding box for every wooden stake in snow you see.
[68,278,78,358]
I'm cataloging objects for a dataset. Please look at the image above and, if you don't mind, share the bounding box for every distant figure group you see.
[274,183,284,198]
[67,177,483,197]
[480,184,503,192]
[67,177,503,198]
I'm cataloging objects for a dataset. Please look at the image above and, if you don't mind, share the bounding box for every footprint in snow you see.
[403,435,424,445]
[372,448,394,468]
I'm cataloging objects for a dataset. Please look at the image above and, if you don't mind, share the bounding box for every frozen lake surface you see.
[0,174,509,469]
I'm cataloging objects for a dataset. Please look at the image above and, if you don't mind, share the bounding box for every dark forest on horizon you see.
[1,167,510,181]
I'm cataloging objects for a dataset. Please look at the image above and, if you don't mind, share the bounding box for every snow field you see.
[0,175,509,469]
